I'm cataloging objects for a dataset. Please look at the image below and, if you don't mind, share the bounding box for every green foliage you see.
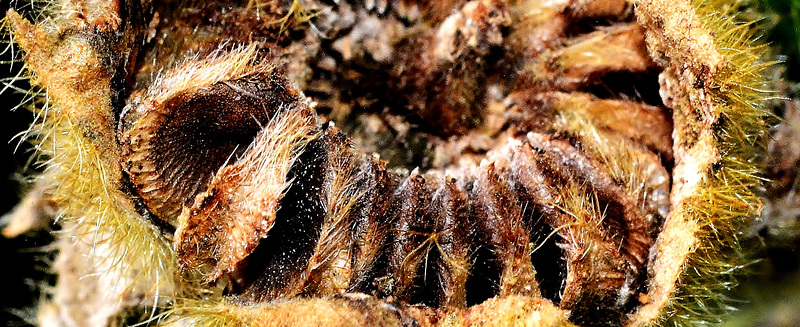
[757,0,800,75]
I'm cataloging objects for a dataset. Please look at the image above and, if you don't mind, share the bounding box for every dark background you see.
[0,0,53,325]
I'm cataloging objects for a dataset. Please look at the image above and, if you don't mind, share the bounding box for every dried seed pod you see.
[389,0,511,135]
[2,0,788,326]
[175,105,319,283]
[429,176,473,308]
[543,91,673,158]
[505,135,650,325]
[346,155,395,292]
[536,23,654,90]
[384,169,436,303]
[121,48,301,224]
[471,161,540,298]
[296,127,362,296]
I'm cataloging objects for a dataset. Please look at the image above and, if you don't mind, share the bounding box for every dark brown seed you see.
[471,162,541,299]
[430,177,473,308]
[174,107,318,284]
[347,156,396,293]
[386,170,435,303]
[389,0,511,135]
[121,68,302,224]
[299,127,362,297]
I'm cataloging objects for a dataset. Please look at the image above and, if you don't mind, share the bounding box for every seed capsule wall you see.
[0,0,787,326]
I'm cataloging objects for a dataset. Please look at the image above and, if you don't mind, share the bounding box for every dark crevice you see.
[408,250,442,308]
[582,70,664,107]
[594,198,628,247]
[563,14,635,39]
[346,163,397,296]
[464,245,501,307]
[118,170,175,236]
[229,137,327,302]
[529,213,567,304]
[562,1,635,38]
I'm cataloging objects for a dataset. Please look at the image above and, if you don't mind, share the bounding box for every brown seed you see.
[121,53,302,225]
[174,107,318,283]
